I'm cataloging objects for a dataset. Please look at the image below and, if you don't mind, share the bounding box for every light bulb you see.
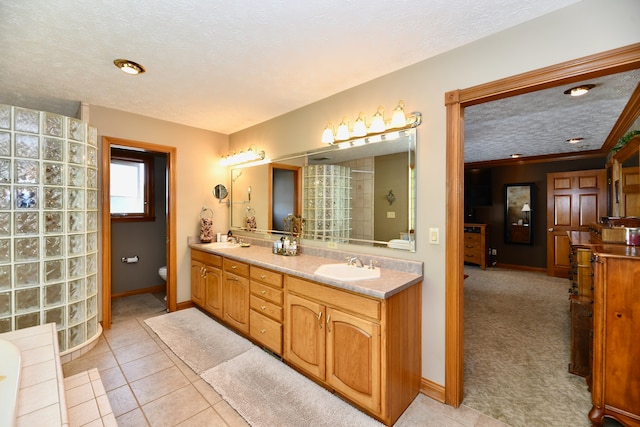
[321,123,335,144]
[352,113,367,137]
[390,100,407,128]
[336,118,350,141]
[369,107,386,133]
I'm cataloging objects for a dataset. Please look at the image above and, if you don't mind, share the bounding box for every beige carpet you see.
[462,267,593,427]
[201,347,384,427]
[144,308,253,373]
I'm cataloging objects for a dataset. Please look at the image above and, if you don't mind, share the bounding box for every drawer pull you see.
[465,245,474,248]
[260,290,267,295]
[326,314,331,333]
[261,305,266,310]
[317,311,323,329]
[231,265,237,269]
[229,277,238,282]
[260,274,267,279]
[260,329,266,334]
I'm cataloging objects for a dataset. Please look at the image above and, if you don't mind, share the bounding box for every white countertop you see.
[190,242,422,299]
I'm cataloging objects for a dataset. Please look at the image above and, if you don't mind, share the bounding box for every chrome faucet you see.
[346,256,364,268]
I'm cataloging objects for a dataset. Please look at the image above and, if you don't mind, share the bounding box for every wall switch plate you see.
[429,228,439,244]
[492,249,497,255]
[387,211,396,218]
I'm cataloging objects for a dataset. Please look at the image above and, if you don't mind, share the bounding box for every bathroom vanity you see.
[189,241,422,426]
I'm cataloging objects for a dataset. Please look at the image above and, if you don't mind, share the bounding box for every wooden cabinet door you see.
[546,169,606,278]
[326,307,381,414]
[204,265,222,318]
[190,260,205,307]
[285,293,325,381]
[223,271,250,333]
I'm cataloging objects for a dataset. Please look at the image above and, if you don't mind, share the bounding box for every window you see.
[110,149,155,221]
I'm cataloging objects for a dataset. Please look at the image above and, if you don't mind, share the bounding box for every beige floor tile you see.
[20,358,57,388]
[67,399,101,426]
[213,400,250,427]
[130,365,190,405]
[102,412,119,427]
[116,408,150,427]
[474,414,512,427]
[112,338,162,365]
[106,384,139,417]
[62,349,118,377]
[177,407,228,426]
[120,350,174,383]
[193,378,223,406]
[141,384,210,427]
[64,370,90,390]
[16,403,61,427]
[96,393,113,417]
[103,317,144,337]
[65,381,95,407]
[99,366,128,392]
[164,350,200,383]
[104,327,152,350]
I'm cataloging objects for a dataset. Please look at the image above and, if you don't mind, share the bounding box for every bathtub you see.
[0,339,21,427]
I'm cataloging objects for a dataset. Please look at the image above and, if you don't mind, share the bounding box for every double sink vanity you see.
[189,239,423,426]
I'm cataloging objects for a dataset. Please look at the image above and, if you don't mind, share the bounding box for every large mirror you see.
[504,183,534,245]
[230,128,416,251]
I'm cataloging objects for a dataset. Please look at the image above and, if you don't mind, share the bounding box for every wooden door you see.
[285,293,325,380]
[326,307,381,414]
[190,260,205,307]
[546,169,606,278]
[622,166,640,216]
[204,266,222,318]
[223,271,250,333]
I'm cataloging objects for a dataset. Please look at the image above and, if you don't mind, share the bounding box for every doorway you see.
[101,136,177,329]
[444,44,640,406]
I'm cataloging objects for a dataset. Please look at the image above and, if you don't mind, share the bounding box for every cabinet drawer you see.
[223,258,250,277]
[250,310,282,354]
[251,281,283,305]
[191,249,222,267]
[287,276,380,321]
[464,250,481,263]
[250,266,283,288]
[250,294,283,322]
[464,234,480,246]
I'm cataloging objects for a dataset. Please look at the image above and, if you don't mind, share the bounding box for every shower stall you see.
[0,104,100,353]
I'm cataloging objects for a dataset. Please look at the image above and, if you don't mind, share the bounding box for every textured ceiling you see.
[0,0,581,138]
[465,69,640,163]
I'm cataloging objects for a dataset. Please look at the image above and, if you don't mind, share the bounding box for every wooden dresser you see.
[464,223,488,269]
[568,232,640,427]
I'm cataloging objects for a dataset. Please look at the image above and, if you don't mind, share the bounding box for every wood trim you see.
[601,82,640,153]
[445,92,465,407]
[445,44,640,407]
[111,285,166,299]
[101,136,178,330]
[612,134,640,164]
[176,301,194,311]
[268,163,302,230]
[464,149,605,169]
[420,378,446,403]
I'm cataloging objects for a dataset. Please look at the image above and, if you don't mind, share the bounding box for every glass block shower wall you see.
[302,165,351,242]
[0,104,99,353]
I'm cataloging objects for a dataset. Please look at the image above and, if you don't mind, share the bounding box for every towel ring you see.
[246,206,256,216]
[200,207,213,219]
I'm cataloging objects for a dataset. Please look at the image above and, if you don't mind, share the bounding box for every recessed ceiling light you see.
[563,84,595,97]
[113,59,146,75]
[566,138,584,144]
[511,153,521,158]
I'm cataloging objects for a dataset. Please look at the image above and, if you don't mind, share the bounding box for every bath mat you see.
[144,308,252,373]
[201,346,384,427]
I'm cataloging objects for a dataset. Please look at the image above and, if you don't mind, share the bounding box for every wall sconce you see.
[220,145,266,166]
[321,100,421,144]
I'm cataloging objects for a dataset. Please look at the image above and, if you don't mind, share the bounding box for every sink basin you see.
[314,263,381,281]
[200,241,240,249]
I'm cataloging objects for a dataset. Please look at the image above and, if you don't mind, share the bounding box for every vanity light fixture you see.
[566,137,584,144]
[220,145,266,166]
[321,100,421,144]
[563,84,595,97]
[113,59,146,75]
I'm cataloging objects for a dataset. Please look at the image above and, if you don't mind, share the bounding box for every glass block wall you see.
[0,104,99,353]
[302,165,351,241]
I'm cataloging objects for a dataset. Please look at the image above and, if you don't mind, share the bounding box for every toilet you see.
[158,266,167,281]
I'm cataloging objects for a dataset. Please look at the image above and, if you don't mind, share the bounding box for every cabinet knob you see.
[260,290,266,295]
[260,274,266,279]
[231,265,237,269]
[260,329,266,334]
[261,305,266,310]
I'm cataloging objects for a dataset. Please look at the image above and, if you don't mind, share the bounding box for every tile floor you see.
[61,295,509,427]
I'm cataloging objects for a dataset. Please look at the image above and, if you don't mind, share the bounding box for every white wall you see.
[228,0,640,384]
[88,106,229,303]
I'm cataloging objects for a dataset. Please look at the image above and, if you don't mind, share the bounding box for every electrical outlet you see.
[327,242,337,249]
[492,249,497,255]
[387,211,396,218]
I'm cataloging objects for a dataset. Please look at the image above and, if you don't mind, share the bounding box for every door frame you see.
[444,43,640,406]
[101,136,178,329]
